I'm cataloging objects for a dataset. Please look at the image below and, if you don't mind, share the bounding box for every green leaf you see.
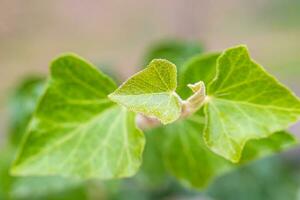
[163,113,231,188]
[240,131,297,163]
[0,147,14,199]
[0,146,89,200]
[136,126,169,187]
[109,59,181,124]
[161,114,296,189]
[9,77,45,146]
[156,49,298,189]
[10,176,88,200]
[11,54,145,179]
[204,45,300,162]
[178,53,220,99]
[143,39,203,72]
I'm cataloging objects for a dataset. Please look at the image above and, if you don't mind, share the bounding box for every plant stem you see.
[137,81,206,130]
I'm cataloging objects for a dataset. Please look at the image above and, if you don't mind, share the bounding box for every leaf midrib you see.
[111,91,175,96]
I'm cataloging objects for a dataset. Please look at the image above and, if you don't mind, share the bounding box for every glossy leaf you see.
[204,45,300,162]
[11,54,145,179]
[109,59,181,124]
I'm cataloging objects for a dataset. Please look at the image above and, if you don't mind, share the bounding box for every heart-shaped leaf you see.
[11,54,145,179]
[109,59,181,124]
[204,45,300,162]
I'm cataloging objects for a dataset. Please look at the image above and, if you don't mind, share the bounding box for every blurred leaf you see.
[205,45,300,162]
[11,54,145,180]
[143,39,203,73]
[240,131,297,163]
[0,147,14,199]
[9,77,45,146]
[0,147,89,200]
[154,110,296,189]
[179,53,220,99]
[206,155,300,200]
[10,176,88,200]
[137,127,168,187]
[109,59,181,124]
[162,113,231,189]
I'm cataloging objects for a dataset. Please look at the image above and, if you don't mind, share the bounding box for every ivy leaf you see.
[159,49,298,189]
[0,147,14,199]
[205,45,300,162]
[0,146,89,200]
[136,126,169,187]
[162,113,296,189]
[109,59,181,124]
[11,54,145,179]
[240,131,297,163]
[163,114,231,188]
[10,176,88,200]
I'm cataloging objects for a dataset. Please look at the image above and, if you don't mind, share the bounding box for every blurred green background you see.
[0,0,300,199]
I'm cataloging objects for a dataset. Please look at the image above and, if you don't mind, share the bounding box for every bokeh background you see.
[0,0,300,199]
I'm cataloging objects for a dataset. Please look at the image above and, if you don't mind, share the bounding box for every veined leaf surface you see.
[109,59,181,124]
[204,46,300,162]
[150,111,296,189]
[12,54,145,179]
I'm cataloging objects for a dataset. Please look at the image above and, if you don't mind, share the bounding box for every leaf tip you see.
[148,58,177,73]
[51,52,81,64]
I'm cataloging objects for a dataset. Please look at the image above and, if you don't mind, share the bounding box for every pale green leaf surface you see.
[162,114,296,189]
[160,48,298,189]
[205,45,300,162]
[0,147,89,200]
[11,54,145,179]
[10,176,88,200]
[109,59,181,124]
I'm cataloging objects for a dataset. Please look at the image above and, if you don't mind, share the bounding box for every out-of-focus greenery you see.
[9,77,45,146]
[143,39,203,72]
[206,155,300,200]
